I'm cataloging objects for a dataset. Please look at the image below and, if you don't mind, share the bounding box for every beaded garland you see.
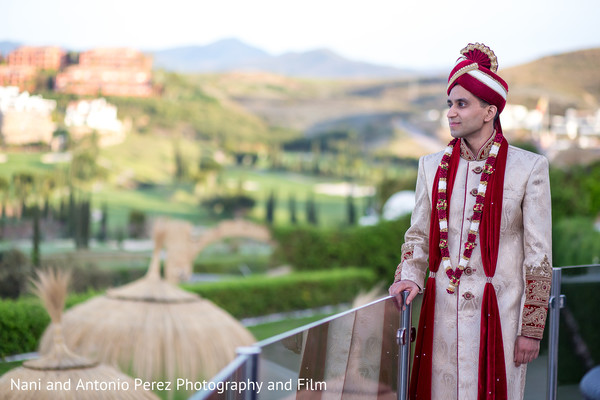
[437,131,503,294]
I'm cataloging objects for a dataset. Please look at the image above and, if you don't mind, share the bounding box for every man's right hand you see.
[388,280,420,308]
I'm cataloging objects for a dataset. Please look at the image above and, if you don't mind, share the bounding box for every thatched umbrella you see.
[37,228,256,388]
[154,217,273,283]
[0,269,158,399]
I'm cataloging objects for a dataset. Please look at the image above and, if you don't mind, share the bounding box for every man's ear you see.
[484,105,498,123]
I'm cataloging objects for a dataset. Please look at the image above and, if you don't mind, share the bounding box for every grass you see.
[0,360,22,376]
[0,129,403,236]
[246,313,334,341]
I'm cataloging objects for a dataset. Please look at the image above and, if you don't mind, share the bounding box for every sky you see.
[1,0,599,71]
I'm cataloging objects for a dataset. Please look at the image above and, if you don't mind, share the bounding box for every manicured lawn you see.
[247,313,333,341]
[0,360,22,376]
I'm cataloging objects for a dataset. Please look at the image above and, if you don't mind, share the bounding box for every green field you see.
[0,134,377,235]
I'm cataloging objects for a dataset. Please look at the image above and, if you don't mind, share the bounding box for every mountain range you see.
[150,38,413,79]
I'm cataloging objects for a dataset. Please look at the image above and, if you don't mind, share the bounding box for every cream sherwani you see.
[395,138,553,400]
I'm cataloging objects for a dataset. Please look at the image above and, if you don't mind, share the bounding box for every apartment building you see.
[7,46,67,70]
[55,48,153,97]
[0,65,37,92]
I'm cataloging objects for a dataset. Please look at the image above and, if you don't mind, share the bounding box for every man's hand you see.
[388,280,420,310]
[513,336,540,366]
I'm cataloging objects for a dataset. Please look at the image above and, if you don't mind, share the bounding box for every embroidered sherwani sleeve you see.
[520,156,553,339]
[394,156,431,289]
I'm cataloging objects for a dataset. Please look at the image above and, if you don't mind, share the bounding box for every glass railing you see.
[552,264,600,400]
[191,295,415,399]
[192,264,600,400]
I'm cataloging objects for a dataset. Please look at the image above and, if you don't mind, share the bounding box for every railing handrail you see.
[187,352,251,400]
[556,263,600,270]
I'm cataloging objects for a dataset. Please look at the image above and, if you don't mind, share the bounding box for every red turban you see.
[447,43,509,114]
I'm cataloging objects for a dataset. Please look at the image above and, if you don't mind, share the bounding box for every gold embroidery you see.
[447,62,479,91]
[460,43,499,72]
[525,255,552,279]
[401,243,414,262]
[394,264,402,282]
[460,134,495,161]
[522,255,552,339]
[394,243,415,282]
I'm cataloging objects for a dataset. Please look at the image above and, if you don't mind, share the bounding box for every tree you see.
[306,193,318,226]
[0,176,8,239]
[289,194,298,225]
[12,172,35,219]
[97,203,108,242]
[173,140,188,182]
[265,190,276,225]
[32,204,41,267]
[0,249,32,299]
[346,194,356,225]
[74,197,91,249]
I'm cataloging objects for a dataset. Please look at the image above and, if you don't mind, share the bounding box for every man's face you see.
[446,85,492,141]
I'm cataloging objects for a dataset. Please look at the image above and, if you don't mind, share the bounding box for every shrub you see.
[128,209,147,239]
[0,249,32,299]
[201,194,256,218]
[0,297,49,357]
[271,216,412,281]
[182,268,378,318]
[552,217,600,269]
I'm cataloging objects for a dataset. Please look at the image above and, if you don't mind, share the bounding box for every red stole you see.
[409,133,508,400]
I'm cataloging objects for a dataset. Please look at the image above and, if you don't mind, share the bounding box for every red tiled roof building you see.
[55,48,153,97]
[7,46,67,70]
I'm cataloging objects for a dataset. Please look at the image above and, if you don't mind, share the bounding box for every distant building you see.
[543,108,600,151]
[0,86,56,146]
[65,98,127,147]
[55,48,153,97]
[7,46,67,70]
[0,65,37,92]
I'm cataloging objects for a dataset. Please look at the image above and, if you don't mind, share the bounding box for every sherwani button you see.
[463,291,474,300]
[470,188,478,196]
[464,267,473,275]
[473,166,483,174]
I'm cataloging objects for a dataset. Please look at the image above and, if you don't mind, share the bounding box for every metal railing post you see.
[397,291,413,400]
[547,267,565,400]
[237,346,261,400]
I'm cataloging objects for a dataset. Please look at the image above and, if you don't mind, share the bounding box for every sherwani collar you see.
[460,132,496,161]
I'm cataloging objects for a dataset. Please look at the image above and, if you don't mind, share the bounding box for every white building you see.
[65,98,126,147]
[0,86,56,145]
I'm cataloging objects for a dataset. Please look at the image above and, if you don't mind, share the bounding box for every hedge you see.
[182,267,378,318]
[271,216,412,280]
[0,297,48,357]
[0,268,377,358]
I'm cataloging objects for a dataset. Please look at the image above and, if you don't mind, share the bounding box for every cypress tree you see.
[346,194,356,225]
[306,193,318,225]
[265,190,276,225]
[289,194,298,225]
[67,190,75,238]
[98,203,108,242]
[32,205,41,267]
